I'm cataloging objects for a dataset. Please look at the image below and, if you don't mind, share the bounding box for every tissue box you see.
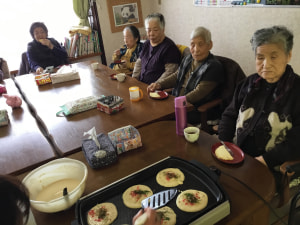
[50,65,80,84]
[82,133,118,169]
[50,71,80,84]
[97,95,124,114]
[35,73,52,85]
[0,109,9,126]
[56,96,100,117]
[108,125,142,154]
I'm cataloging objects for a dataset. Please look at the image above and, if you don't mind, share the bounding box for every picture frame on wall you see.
[107,0,144,33]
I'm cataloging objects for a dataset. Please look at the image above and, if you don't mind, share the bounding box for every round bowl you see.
[184,126,200,143]
[116,73,126,82]
[22,158,88,213]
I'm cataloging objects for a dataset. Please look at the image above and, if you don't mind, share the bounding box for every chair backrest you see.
[0,58,10,79]
[215,55,246,110]
[176,44,190,62]
[18,52,32,75]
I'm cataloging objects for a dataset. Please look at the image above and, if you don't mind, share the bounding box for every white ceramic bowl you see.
[116,73,126,82]
[91,62,99,70]
[184,126,200,143]
[22,158,88,213]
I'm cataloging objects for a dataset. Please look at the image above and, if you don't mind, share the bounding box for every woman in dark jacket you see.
[147,26,225,124]
[27,22,68,74]
[218,26,300,189]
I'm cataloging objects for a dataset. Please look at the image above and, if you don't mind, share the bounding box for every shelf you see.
[69,52,102,63]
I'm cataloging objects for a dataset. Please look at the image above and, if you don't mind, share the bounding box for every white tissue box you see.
[50,65,80,84]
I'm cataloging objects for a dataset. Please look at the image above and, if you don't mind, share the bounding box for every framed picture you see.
[107,0,144,33]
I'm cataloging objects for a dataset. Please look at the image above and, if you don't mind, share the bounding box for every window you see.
[0,0,79,71]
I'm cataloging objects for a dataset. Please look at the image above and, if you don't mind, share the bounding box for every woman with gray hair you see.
[132,13,181,84]
[218,26,300,190]
[147,26,225,124]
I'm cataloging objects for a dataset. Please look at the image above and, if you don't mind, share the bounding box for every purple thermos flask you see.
[175,96,187,135]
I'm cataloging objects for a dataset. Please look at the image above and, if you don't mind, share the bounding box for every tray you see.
[75,156,229,225]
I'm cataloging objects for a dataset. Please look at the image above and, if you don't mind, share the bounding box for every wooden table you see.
[18,121,276,225]
[14,62,177,156]
[0,79,57,175]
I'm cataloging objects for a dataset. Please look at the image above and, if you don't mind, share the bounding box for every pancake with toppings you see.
[156,168,185,187]
[87,202,117,225]
[122,184,153,208]
[176,189,208,212]
[157,206,176,225]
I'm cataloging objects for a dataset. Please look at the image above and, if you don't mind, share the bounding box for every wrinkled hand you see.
[133,208,162,225]
[39,39,54,49]
[36,67,44,75]
[114,49,121,56]
[147,83,161,94]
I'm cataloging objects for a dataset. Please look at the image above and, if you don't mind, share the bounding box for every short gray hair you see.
[145,13,165,30]
[190,27,211,44]
[250,25,293,54]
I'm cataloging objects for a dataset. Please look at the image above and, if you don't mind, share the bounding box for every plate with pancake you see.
[211,142,244,164]
[149,91,168,100]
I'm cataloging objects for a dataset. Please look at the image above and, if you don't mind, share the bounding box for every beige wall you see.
[96,0,300,75]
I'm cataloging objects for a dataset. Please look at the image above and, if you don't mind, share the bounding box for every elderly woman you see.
[132,13,181,84]
[218,26,300,186]
[27,22,69,75]
[147,26,225,124]
[109,25,143,75]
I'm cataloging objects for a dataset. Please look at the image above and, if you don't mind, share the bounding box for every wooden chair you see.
[273,161,300,208]
[197,55,246,133]
[176,44,190,62]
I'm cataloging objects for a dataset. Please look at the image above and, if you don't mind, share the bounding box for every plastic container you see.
[22,158,88,213]
[175,96,187,136]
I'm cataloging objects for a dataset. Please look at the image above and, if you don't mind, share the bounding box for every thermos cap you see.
[174,96,186,107]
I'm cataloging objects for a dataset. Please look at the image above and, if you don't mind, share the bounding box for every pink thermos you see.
[175,96,187,135]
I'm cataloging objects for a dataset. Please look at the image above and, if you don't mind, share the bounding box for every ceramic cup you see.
[184,127,200,143]
[116,73,126,82]
[91,62,99,70]
[129,86,143,101]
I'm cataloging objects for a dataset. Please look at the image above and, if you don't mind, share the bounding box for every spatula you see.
[134,189,178,225]
[141,188,178,209]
